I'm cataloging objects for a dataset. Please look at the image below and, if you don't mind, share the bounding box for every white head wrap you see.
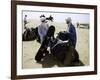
[40,17,46,22]
[66,17,72,22]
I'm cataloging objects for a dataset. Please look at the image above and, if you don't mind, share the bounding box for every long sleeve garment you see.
[67,23,77,48]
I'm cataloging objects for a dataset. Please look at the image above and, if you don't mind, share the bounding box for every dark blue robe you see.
[67,24,77,48]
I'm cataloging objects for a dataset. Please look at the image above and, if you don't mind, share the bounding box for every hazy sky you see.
[23,10,90,24]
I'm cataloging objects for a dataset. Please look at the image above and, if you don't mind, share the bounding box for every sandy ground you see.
[22,19,89,69]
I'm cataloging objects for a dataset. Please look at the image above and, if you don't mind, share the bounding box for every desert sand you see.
[22,19,89,69]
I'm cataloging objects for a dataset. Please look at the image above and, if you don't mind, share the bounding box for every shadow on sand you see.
[37,54,84,68]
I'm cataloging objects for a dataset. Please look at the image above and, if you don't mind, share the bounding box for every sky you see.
[22,10,90,24]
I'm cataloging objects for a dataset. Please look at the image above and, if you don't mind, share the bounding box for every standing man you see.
[66,17,77,48]
[35,15,50,62]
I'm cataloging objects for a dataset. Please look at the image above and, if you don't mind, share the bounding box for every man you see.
[38,15,49,44]
[66,17,77,48]
[24,15,28,29]
[35,15,50,62]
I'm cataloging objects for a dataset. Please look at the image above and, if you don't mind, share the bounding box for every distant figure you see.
[24,15,28,29]
[76,22,80,28]
[65,17,77,48]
